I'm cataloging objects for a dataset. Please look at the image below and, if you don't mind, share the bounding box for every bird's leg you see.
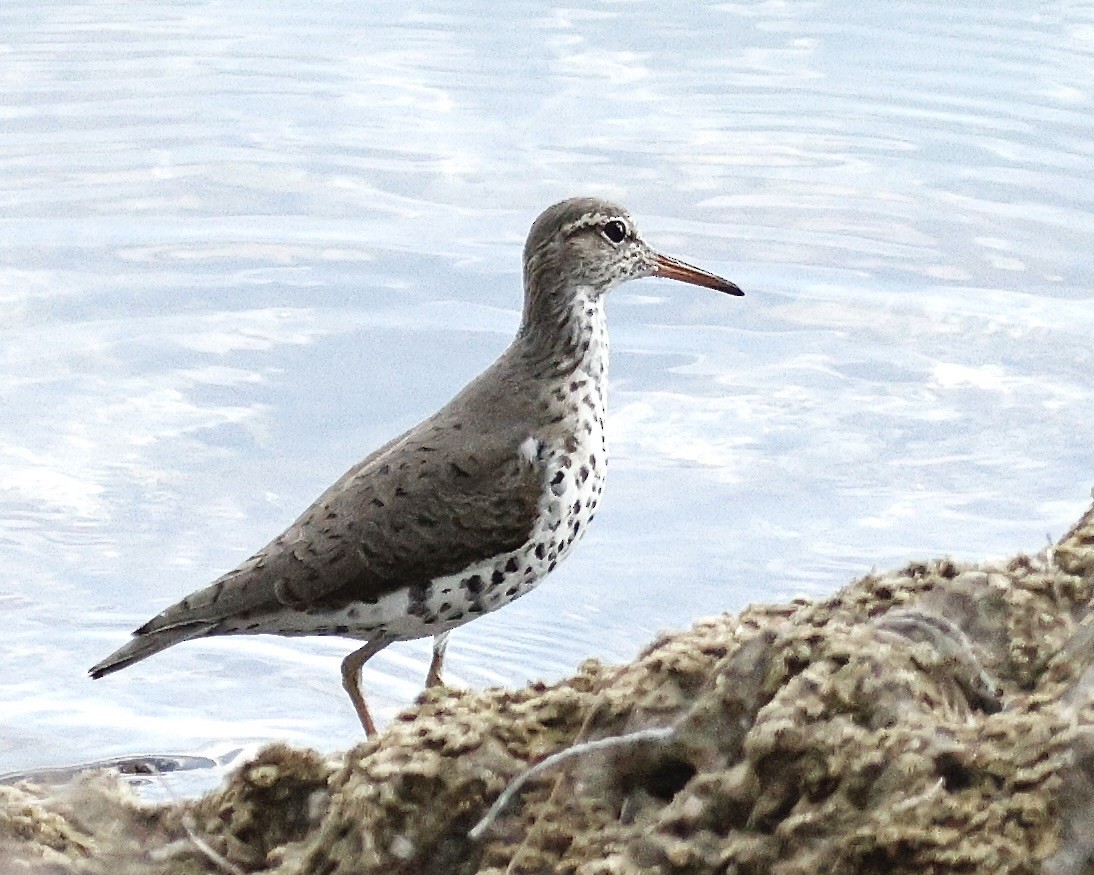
[425,630,450,688]
[340,639,391,736]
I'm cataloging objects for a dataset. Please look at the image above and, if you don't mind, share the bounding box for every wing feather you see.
[135,418,542,633]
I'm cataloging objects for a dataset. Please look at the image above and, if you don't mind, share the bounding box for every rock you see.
[4,497,1094,874]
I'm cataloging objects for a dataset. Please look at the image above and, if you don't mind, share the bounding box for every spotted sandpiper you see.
[89,197,743,735]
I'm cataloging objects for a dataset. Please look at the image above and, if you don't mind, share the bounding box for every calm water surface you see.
[2,1,1092,773]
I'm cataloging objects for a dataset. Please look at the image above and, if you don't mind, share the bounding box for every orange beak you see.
[651,252,744,296]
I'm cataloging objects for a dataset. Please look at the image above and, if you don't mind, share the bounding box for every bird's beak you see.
[651,252,744,296]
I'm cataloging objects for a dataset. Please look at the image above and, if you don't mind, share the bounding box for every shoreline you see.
[4,495,1092,874]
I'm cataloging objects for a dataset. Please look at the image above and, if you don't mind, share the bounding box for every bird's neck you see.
[515,283,609,384]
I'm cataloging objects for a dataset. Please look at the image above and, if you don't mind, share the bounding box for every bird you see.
[89,197,744,736]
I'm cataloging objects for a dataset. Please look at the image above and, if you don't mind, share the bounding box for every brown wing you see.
[137,416,543,633]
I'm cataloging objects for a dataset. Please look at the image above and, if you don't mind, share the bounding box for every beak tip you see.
[651,253,745,297]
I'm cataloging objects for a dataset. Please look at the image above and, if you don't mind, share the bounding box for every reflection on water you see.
[1,0,1092,772]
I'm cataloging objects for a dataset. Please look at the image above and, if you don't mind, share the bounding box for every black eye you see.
[601,220,627,244]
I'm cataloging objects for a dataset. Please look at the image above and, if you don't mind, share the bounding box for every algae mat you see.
[4,498,1094,874]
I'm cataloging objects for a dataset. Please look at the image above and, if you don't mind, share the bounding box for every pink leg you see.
[425,631,450,688]
[340,639,391,736]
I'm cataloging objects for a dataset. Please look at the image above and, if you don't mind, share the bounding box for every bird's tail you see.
[88,622,217,679]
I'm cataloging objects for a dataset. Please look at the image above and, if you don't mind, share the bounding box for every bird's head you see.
[522,197,743,315]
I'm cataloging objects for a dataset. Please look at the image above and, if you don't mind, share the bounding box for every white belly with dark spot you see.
[378,423,606,640]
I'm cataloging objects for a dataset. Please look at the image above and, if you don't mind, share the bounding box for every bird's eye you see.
[601,220,627,244]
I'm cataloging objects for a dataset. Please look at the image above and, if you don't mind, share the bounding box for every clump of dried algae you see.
[5,498,1093,875]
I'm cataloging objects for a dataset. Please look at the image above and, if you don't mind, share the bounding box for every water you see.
[2,0,1092,775]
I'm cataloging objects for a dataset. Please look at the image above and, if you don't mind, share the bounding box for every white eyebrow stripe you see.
[562,212,630,236]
